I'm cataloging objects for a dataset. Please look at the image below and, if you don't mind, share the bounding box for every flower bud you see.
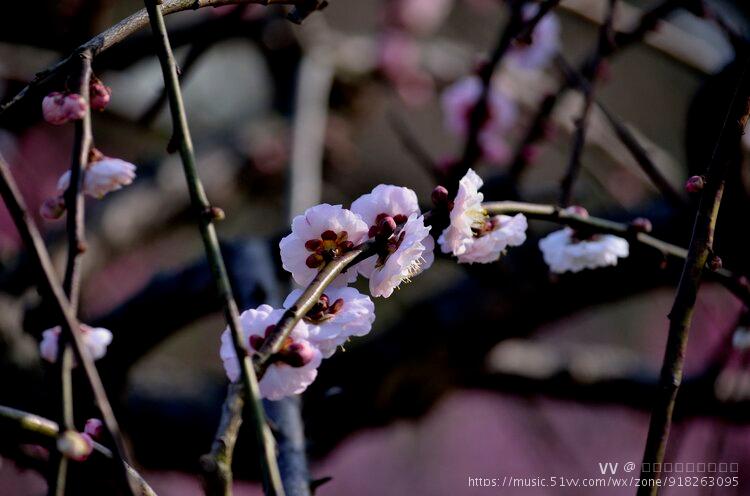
[42,92,87,125]
[84,418,104,440]
[379,216,397,236]
[89,81,112,111]
[57,430,93,462]
[710,255,723,271]
[565,205,589,218]
[685,175,705,193]
[431,185,449,206]
[630,217,653,233]
[281,341,317,367]
[40,196,66,220]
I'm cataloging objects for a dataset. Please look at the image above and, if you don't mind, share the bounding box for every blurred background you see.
[2,0,750,494]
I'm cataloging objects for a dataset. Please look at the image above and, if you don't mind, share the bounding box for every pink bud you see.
[565,205,589,218]
[379,216,398,236]
[57,430,93,462]
[84,418,104,440]
[710,256,723,271]
[40,196,66,220]
[42,92,87,125]
[89,81,112,111]
[281,341,317,367]
[685,175,705,193]
[431,185,449,206]
[631,217,652,233]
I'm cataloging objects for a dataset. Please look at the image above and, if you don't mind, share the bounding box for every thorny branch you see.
[142,1,284,494]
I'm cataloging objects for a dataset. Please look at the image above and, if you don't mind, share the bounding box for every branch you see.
[200,384,244,496]
[0,153,137,495]
[0,0,306,119]
[481,201,750,307]
[50,49,94,496]
[637,58,750,494]
[0,405,157,496]
[558,0,617,207]
[142,2,284,494]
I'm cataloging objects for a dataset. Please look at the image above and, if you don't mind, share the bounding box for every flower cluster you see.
[39,324,113,365]
[41,78,112,126]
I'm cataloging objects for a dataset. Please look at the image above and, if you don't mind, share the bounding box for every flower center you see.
[469,209,494,238]
[304,294,345,324]
[304,230,354,269]
[250,325,311,367]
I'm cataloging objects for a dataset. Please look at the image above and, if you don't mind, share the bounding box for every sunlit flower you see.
[284,286,375,357]
[351,184,421,234]
[438,169,526,263]
[280,204,370,287]
[57,157,136,199]
[39,325,113,364]
[441,76,517,164]
[219,304,322,400]
[539,226,629,273]
[42,92,87,125]
[507,5,561,70]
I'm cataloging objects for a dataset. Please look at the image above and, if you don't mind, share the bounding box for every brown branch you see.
[558,0,617,207]
[637,58,750,495]
[0,0,307,119]
[142,2,284,495]
[200,384,244,496]
[0,153,137,495]
[554,54,686,208]
[481,201,750,307]
[0,405,157,496]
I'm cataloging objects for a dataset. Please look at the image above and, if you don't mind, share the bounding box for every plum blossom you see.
[351,185,434,297]
[219,304,322,400]
[57,430,93,462]
[280,204,370,287]
[84,419,104,440]
[438,169,527,263]
[441,76,518,164]
[386,0,454,35]
[39,325,113,364]
[507,5,561,70]
[538,224,630,274]
[284,286,375,357]
[42,92,87,125]
[89,80,112,111]
[57,157,136,200]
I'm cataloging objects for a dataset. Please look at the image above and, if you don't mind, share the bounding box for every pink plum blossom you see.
[42,92,87,125]
[39,325,113,364]
[89,80,112,111]
[57,157,136,199]
[386,0,454,35]
[507,5,561,70]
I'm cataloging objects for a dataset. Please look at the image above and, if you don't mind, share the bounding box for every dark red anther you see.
[321,230,338,241]
[305,239,322,251]
[329,298,344,314]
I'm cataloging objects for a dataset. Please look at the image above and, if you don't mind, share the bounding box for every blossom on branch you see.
[280,204,370,287]
[507,5,561,70]
[438,169,527,263]
[89,79,112,112]
[539,222,630,274]
[441,76,518,165]
[219,304,322,400]
[57,156,137,200]
[42,92,87,125]
[284,286,375,358]
[39,325,113,364]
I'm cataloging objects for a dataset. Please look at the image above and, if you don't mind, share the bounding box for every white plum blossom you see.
[438,169,527,263]
[280,204,370,287]
[284,286,375,358]
[441,76,518,164]
[57,157,136,199]
[42,92,87,125]
[359,214,434,298]
[507,5,561,70]
[39,325,113,364]
[351,184,420,232]
[219,304,322,400]
[539,227,629,273]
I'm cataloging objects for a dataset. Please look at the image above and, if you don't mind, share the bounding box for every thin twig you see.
[481,201,750,306]
[637,58,750,495]
[49,49,94,496]
[142,2,284,495]
[0,405,158,496]
[558,0,617,207]
[200,384,245,496]
[509,0,690,182]
[0,0,308,119]
[554,54,685,208]
[0,153,136,495]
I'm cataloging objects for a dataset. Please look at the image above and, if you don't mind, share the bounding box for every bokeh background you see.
[2,0,750,494]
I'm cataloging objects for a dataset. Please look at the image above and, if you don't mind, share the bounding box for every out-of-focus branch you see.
[638,59,750,494]
[200,384,244,496]
[0,153,136,495]
[0,405,158,496]
[142,2,284,495]
[50,49,94,496]
[482,201,750,306]
[0,0,311,119]
[558,0,617,207]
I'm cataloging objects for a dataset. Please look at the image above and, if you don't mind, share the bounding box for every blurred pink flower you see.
[387,0,454,35]
[42,92,87,125]
[507,5,561,70]
[89,81,112,111]
[57,157,136,199]
[377,31,435,106]
[39,325,113,364]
